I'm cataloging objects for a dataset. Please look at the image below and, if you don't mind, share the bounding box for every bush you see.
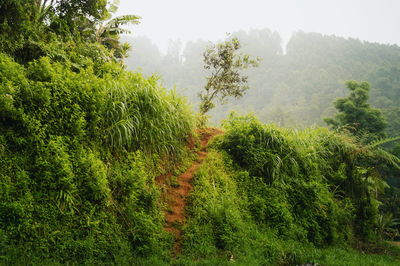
[216,113,384,245]
[0,51,193,263]
[179,114,399,264]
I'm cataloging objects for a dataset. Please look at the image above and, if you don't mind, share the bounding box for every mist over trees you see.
[122,29,400,138]
[2,0,400,263]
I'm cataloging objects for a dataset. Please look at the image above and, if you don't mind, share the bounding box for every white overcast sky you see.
[116,0,400,52]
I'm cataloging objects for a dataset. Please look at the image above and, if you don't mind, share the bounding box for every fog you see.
[117,0,400,52]
[118,0,400,130]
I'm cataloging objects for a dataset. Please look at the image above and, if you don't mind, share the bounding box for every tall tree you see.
[324,81,387,142]
[0,0,139,62]
[199,37,259,115]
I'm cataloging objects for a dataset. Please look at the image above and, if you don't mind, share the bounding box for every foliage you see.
[0,48,194,263]
[92,0,141,59]
[102,77,194,154]
[124,30,400,136]
[325,80,387,142]
[323,81,400,234]
[199,37,259,115]
[180,147,400,265]
[182,152,249,257]
[0,0,104,46]
[380,185,400,240]
[0,0,138,63]
[215,113,398,243]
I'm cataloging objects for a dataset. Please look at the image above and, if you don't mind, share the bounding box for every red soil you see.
[157,128,223,255]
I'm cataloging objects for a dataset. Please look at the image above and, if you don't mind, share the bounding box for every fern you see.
[365,136,400,149]
[373,148,400,170]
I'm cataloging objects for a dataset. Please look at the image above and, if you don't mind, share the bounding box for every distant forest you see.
[2,1,400,261]
[123,29,400,137]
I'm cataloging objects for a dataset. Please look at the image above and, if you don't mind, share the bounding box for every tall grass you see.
[102,74,194,155]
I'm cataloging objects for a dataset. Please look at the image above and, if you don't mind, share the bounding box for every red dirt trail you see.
[157,128,223,256]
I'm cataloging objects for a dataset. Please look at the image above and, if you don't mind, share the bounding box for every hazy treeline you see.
[2,1,400,262]
[123,29,400,137]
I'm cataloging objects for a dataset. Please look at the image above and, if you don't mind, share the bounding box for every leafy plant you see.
[325,81,387,143]
[92,0,141,58]
[216,113,394,243]
[199,37,259,115]
[102,75,194,155]
[0,49,192,263]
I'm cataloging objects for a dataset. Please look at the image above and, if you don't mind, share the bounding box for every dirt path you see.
[157,128,223,255]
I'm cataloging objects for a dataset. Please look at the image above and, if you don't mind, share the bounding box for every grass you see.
[312,247,400,266]
[171,176,180,188]
[102,76,195,156]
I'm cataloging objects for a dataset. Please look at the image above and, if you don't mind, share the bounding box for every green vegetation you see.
[1,1,400,265]
[325,80,387,142]
[180,124,400,264]
[217,114,398,242]
[199,37,259,115]
[0,42,194,264]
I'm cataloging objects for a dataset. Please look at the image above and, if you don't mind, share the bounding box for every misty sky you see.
[116,0,400,52]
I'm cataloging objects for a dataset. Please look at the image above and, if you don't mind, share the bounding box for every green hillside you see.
[1,1,400,265]
[124,30,400,137]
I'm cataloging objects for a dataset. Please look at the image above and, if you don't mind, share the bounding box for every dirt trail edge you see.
[157,128,223,256]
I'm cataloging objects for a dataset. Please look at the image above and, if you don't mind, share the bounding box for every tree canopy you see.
[0,0,138,62]
[324,81,387,142]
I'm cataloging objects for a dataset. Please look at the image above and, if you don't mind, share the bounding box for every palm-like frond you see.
[32,0,55,24]
[95,14,141,46]
[108,0,120,15]
[105,15,141,29]
[373,148,400,170]
[365,136,400,149]
[91,0,141,54]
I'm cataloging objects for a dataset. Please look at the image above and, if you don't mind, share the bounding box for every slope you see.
[157,128,223,255]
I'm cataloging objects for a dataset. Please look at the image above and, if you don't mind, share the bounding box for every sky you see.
[116,0,400,53]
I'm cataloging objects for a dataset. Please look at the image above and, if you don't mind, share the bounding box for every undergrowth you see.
[175,113,400,265]
[178,149,400,265]
[1,43,399,265]
[0,50,194,264]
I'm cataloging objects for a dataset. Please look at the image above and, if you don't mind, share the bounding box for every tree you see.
[55,0,108,29]
[0,0,108,36]
[0,0,108,58]
[92,0,140,58]
[324,81,387,142]
[0,0,139,62]
[199,37,259,115]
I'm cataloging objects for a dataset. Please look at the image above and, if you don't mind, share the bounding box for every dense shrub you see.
[180,149,399,265]
[215,113,387,245]
[0,51,193,263]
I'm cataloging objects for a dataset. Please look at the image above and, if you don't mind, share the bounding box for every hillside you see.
[1,2,400,265]
[124,30,400,136]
